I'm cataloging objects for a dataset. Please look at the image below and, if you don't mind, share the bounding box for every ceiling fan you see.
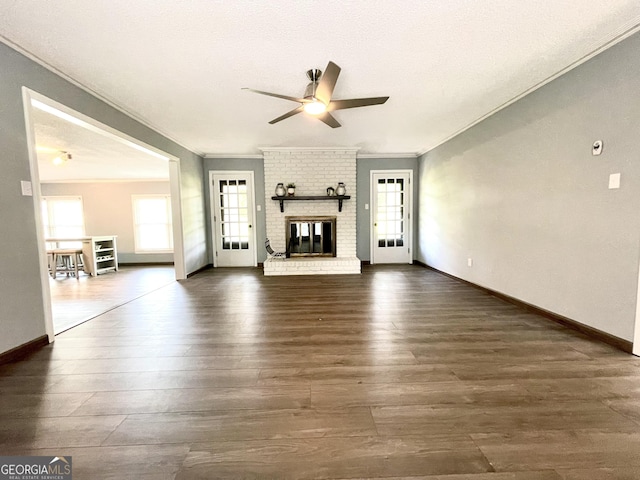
[242,61,389,128]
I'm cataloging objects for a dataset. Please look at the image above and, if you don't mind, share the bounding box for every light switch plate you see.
[608,173,620,189]
[20,180,32,196]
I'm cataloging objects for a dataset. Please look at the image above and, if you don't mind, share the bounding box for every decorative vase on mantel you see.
[336,182,346,196]
[275,183,286,197]
[287,183,296,196]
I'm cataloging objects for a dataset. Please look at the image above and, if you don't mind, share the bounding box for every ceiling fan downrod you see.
[306,69,322,82]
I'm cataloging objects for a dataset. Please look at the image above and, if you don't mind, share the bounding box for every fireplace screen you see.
[286,216,336,257]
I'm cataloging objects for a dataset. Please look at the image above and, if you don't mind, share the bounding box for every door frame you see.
[369,169,413,265]
[634,258,640,356]
[209,170,258,268]
[22,88,186,342]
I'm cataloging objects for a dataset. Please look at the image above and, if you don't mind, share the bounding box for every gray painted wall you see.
[0,42,207,355]
[203,157,418,264]
[41,181,173,264]
[203,158,267,264]
[418,32,640,341]
[356,158,419,261]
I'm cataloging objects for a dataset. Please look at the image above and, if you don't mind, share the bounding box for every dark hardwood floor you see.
[1,265,640,479]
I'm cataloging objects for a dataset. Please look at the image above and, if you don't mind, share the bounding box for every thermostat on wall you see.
[592,140,603,156]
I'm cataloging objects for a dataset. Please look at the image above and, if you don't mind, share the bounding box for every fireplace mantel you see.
[271,195,351,212]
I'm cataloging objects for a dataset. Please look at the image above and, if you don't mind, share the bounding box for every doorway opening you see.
[22,89,186,338]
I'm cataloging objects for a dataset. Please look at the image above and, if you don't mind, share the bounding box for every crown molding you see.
[259,147,361,153]
[204,153,263,159]
[356,153,418,159]
[1,35,204,158]
[204,150,417,159]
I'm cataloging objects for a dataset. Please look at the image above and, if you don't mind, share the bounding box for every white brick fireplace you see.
[262,147,360,276]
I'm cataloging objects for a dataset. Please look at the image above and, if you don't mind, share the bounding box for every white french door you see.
[210,171,256,267]
[371,170,412,264]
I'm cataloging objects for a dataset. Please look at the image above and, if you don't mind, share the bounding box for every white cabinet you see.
[82,236,118,276]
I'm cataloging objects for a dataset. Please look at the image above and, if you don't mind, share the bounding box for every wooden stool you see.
[50,248,84,278]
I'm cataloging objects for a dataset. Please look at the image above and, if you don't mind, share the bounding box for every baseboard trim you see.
[0,335,50,365]
[119,262,174,266]
[414,260,633,354]
[187,264,213,278]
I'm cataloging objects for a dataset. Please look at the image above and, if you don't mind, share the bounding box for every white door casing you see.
[210,171,257,267]
[370,170,413,264]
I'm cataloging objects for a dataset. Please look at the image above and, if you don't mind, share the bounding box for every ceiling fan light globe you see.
[304,101,327,115]
[52,156,65,166]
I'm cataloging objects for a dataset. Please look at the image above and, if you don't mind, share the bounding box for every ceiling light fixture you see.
[303,100,327,115]
[52,151,72,166]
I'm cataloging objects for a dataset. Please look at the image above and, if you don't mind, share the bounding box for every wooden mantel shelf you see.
[271,195,351,212]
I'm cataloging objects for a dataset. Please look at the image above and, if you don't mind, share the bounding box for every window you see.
[132,195,173,252]
[376,178,405,247]
[218,179,250,250]
[41,196,85,248]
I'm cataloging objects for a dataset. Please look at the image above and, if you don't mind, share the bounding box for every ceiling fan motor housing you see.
[306,69,322,81]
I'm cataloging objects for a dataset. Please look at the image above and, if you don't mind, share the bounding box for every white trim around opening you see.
[22,87,187,342]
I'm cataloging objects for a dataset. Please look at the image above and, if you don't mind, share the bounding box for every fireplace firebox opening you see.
[286,216,337,257]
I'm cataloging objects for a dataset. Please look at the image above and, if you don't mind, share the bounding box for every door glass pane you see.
[376,177,405,249]
[219,179,250,250]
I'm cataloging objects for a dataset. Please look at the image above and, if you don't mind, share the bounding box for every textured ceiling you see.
[2,1,640,157]
[32,107,169,182]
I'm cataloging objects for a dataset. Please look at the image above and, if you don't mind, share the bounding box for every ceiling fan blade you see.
[269,105,305,124]
[315,61,341,105]
[328,97,389,111]
[317,112,341,128]
[242,88,310,103]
